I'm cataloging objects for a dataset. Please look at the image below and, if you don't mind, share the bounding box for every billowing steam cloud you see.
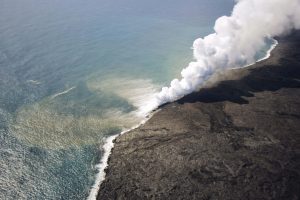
[152,0,300,108]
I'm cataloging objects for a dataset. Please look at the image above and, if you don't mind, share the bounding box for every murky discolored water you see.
[0,0,238,199]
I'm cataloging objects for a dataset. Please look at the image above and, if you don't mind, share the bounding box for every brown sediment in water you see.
[97,32,300,200]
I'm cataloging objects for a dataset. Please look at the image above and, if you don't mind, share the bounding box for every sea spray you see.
[155,0,300,106]
[87,115,156,200]
[256,39,278,63]
[86,134,117,200]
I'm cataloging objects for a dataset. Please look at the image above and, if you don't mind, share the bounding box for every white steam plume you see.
[151,0,300,109]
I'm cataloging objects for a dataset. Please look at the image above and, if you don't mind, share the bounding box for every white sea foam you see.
[86,134,117,200]
[87,116,153,200]
[26,80,41,85]
[51,87,76,99]
[256,39,279,63]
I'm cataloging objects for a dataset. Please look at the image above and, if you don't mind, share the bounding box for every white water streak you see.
[87,116,153,200]
[51,87,76,99]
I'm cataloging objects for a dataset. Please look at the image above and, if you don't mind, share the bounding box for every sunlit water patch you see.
[10,83,146,149]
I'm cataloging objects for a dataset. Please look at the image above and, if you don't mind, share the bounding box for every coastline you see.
[87,112,158,200]
[87,134,118,200]
[87,40,278,200]
[96,32,300,199]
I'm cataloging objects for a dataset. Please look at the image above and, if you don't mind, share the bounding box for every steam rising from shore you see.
[88,1,300,199]
[153,0,300,108]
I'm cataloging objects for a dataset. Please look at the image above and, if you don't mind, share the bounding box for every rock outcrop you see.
[97,32,300,200]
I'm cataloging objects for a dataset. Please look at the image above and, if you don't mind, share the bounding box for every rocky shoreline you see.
[97,32,300,200]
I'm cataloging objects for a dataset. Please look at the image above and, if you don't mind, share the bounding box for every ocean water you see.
[0,0,236,199]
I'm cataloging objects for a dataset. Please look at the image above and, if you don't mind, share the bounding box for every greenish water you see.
[0,0,234,199]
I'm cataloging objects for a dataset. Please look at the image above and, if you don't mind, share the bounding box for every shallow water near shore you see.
[97,32,300,199]
[1,0,278,199]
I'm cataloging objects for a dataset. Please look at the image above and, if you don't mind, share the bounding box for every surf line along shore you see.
[96,31,300,200]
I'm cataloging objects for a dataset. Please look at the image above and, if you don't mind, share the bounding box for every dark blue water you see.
[0,0,234,199]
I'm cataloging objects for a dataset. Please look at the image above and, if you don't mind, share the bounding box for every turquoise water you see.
[0,0,234,199]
